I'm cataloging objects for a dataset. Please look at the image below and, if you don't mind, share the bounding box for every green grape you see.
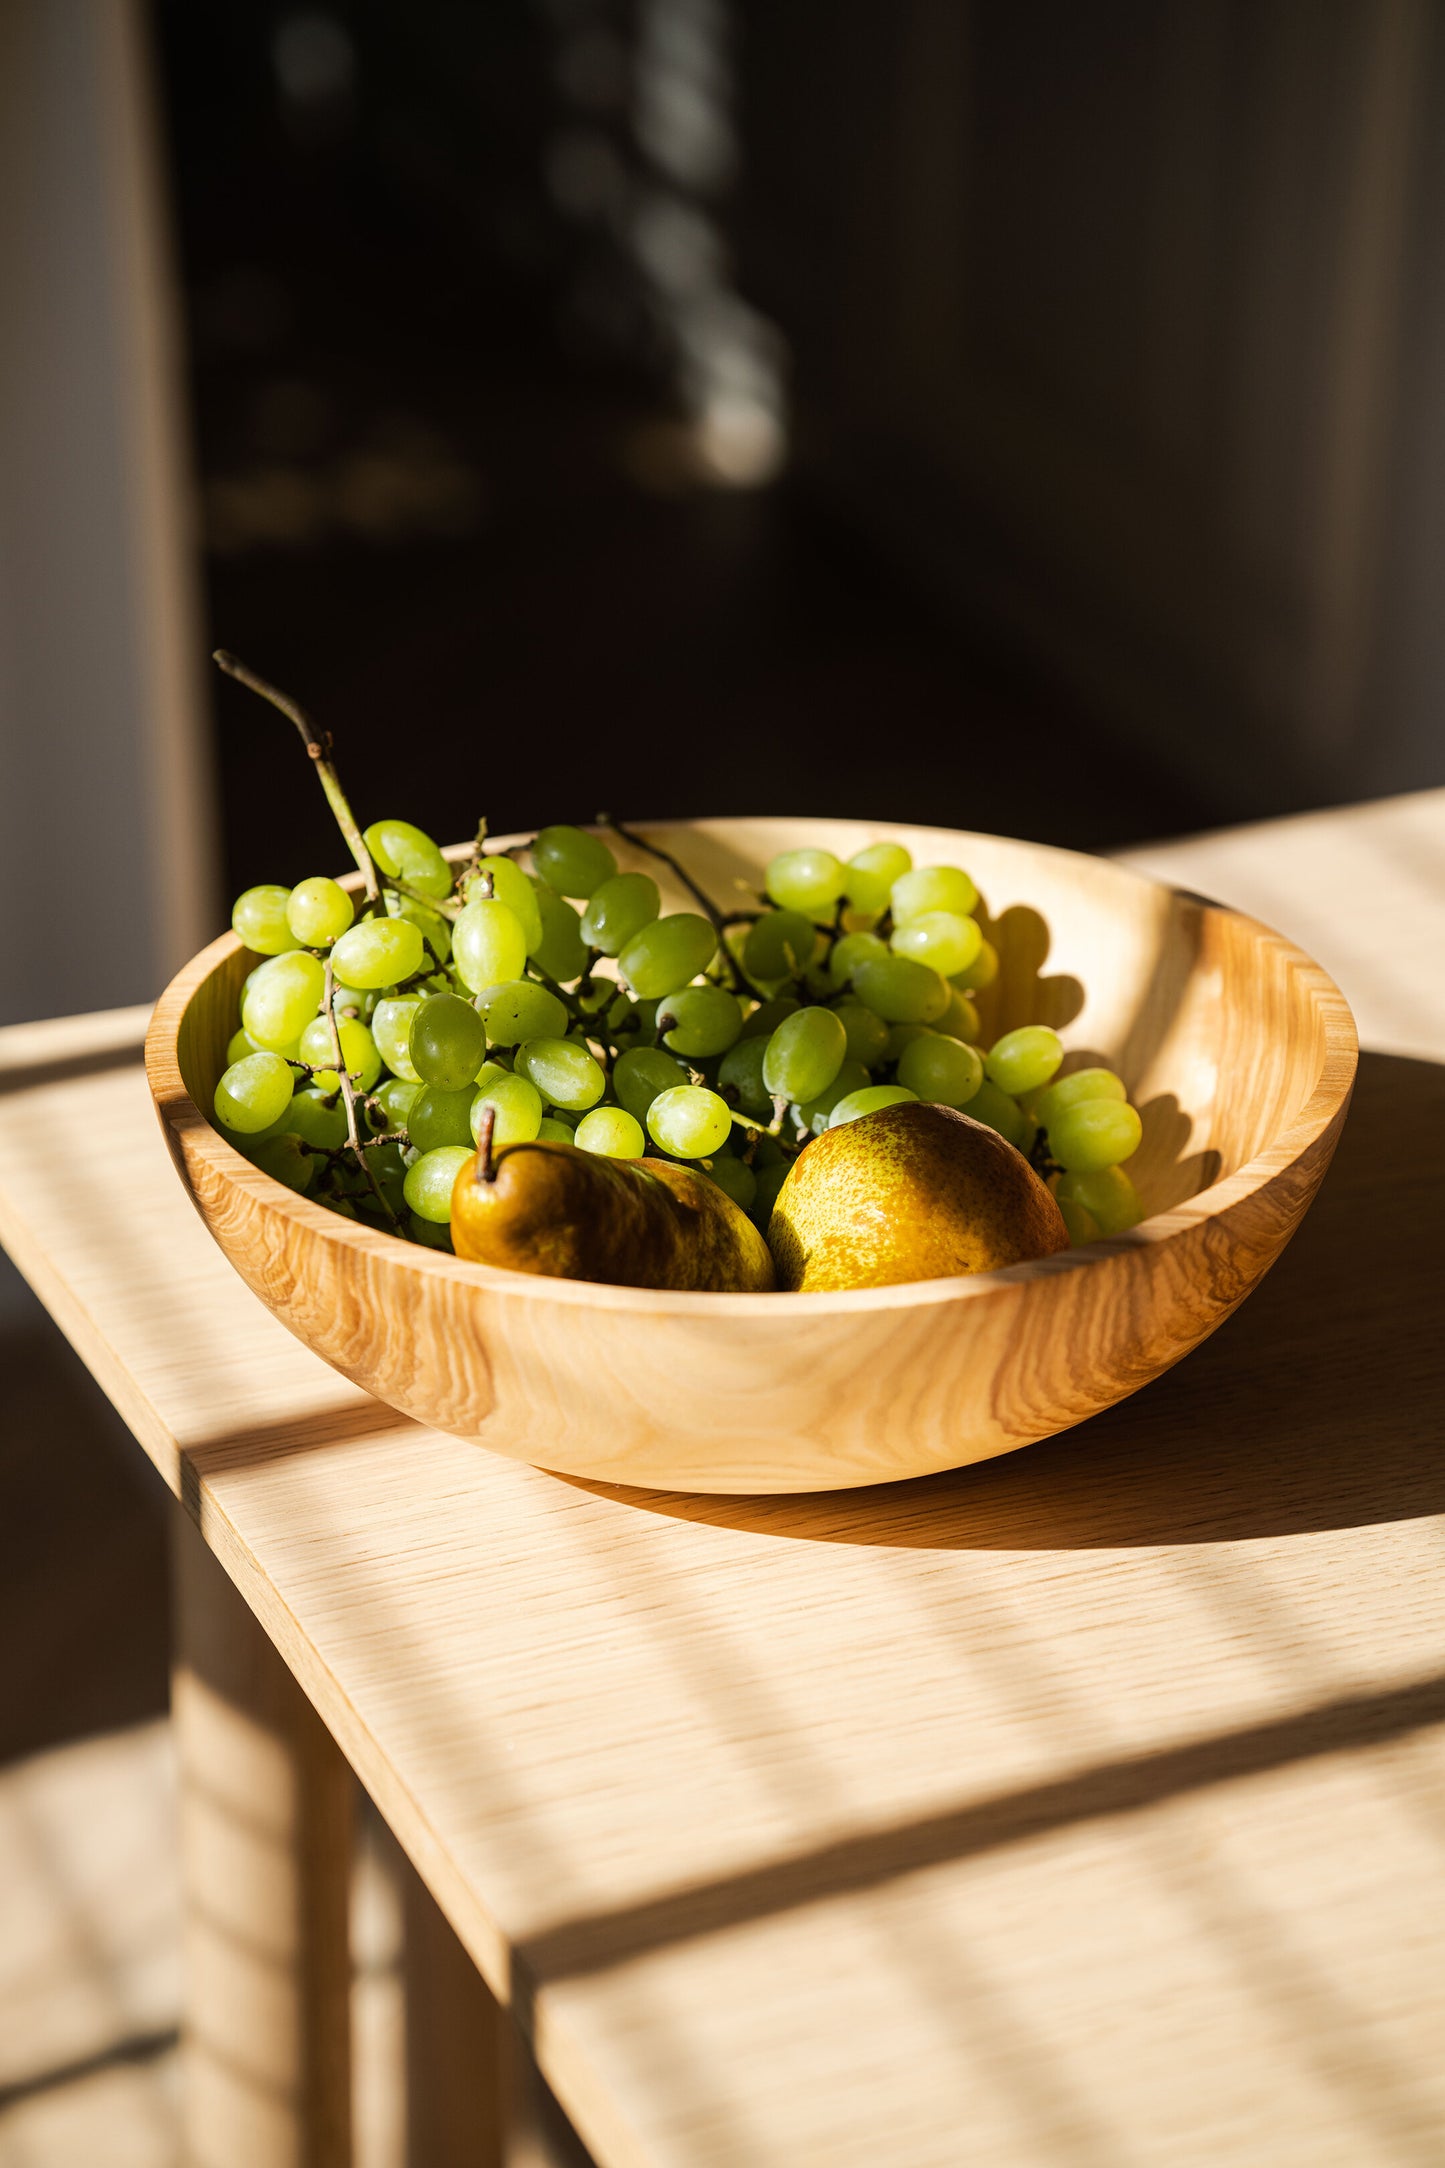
[762,1006,847,1103]
[372,995,423,1081]
[241,952,326,1050]
[828,1084,917,1128]
[613,1046,689,1122]
[403,1145,473,1223]
[891,865,979,922]
[452,899,527,994]
[1057,1196,1099,1247]
[580,872,660,955]
[843,842,912,916]
[297,1015,382,1094]
[740,994,800,1038]
[646,1085,732,1158]
[515,1037,605,1111]
[743,909,816,982]
[703,1152,756,1211]
[386,891,452,965]
[882,1021,933,1064]
[1034,1068,1128,1132]
[473,980,568,1047]
[226,1026,264,1064]
[850,954,950,1025]
[951,937,999,992]
[828,931,888,988]
[407,1086,477,1153]
[890,910,982,979]
[330,917,425,992]
[717,1035,772,1121]
[574,1106,646,1158]
[364,818,452,899]
[408,1212,455,1251]
[532,823,617,898]
[285,1085,348,1151]
[373,1076,421,1130]
[232,884,299,956]
[409,992,486,1091]
[471,1064,544,1147]
[286,876,354,947]
[1055,1164,1144,1235]
[897,1033,984,1108]
[967,1079,1031,1151]
[796,1059,868,1136]
[938,989,981,1044]
[233,1108,292,1158]
[529,883,588,980]
[985,1026,1064,1097]
[251,1133,317,1194]
[214,1052,296,1134]
[472,855,542,950]
[618,913,716,998]
[536,1118,574,1144]
[834,998,890,1067]
[1049,1099,1143,1173]
[659,985,743,1058]
[765,847,846,918]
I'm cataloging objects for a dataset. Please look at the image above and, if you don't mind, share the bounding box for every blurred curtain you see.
[0,0,216,1031]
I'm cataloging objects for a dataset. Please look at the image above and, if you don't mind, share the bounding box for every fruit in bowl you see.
[143,658,1356,1493]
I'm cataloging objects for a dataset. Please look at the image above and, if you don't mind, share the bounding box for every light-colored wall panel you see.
[0,0,216,1031]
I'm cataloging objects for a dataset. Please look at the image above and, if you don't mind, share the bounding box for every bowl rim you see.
[145,818,1359,1318]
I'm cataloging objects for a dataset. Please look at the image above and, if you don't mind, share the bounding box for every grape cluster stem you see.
[213,651,382,910]
[321,954,400,1228]
[597,812,753,997]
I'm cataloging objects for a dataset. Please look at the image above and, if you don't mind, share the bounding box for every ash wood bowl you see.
[146,819,1356,1494]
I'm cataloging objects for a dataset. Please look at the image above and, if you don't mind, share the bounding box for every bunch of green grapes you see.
[213,814,1146,1256]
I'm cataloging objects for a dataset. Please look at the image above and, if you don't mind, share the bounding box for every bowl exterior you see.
[151,1099,1345,1492]
[146,821,1356,1494]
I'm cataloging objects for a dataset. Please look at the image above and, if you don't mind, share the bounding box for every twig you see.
[213,651,381,908]
[730,1109,800,1159]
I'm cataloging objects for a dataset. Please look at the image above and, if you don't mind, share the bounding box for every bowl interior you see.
[181,818,1334,1225]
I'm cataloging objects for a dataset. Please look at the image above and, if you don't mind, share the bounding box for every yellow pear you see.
[767,1101,1069,1292]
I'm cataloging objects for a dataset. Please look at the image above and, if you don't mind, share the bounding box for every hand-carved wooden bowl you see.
[146,819,1356,1494]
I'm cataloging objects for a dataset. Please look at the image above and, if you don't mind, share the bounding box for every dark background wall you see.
[151,1,1199,901]
[154,0,1442,903]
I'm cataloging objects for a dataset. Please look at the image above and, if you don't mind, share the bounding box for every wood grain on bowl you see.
[145,820,1357,1493]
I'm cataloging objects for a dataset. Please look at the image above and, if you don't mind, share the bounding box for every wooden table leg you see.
[171,1508,354,2168]
[400,1852,508,2168]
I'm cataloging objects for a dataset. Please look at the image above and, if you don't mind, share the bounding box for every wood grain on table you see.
[2,790,1444,2168]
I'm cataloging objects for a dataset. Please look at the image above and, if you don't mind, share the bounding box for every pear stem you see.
[475,1102,497,1184]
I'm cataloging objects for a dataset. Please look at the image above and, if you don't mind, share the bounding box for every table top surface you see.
[3,789,1444,2168]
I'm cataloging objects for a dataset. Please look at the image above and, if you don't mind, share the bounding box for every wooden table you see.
[2,791,1444,2168]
